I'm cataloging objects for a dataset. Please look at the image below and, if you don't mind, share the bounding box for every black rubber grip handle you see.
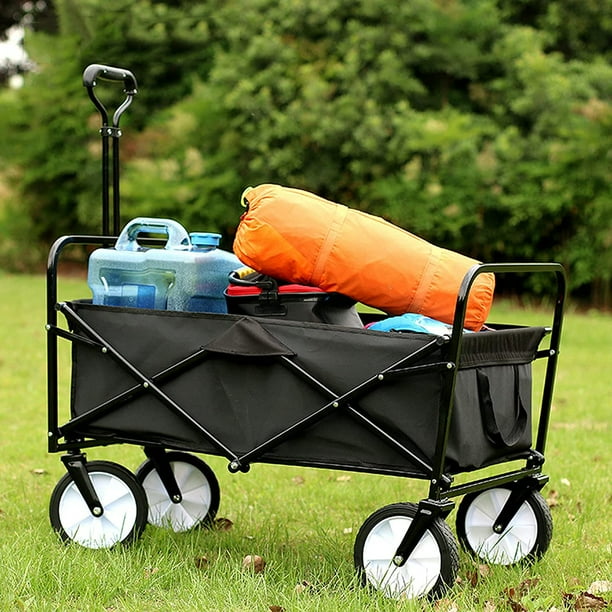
[82,64,137,93]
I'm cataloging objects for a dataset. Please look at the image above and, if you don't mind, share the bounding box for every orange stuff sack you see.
[233,184,495,331]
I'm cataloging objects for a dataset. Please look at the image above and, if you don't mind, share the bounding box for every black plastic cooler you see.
[225,271,363,327]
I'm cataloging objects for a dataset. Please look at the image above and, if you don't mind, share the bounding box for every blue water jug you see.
[88,218,189,309]
[88,218,241,313]
[168,232,242,313]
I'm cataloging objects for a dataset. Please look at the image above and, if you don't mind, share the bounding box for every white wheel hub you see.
[361,515,442,599]
[141,461,212,532]
[463,488,538,564]
[58,470,139,549]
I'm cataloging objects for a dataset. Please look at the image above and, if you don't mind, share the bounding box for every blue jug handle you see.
[115,217,191,251]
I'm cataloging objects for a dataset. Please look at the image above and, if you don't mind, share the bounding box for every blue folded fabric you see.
[367,313,471,335]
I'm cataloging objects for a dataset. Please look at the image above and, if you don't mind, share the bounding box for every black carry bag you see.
[446,326,544,470]
[67,302,545,476]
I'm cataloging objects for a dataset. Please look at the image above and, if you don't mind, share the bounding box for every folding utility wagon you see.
[45,65,566,600]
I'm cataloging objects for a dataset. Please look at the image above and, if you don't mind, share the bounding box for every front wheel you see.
[354,502,459,600]
[136,452,220,532]
[49,460,148,549]
[456,486,553,565]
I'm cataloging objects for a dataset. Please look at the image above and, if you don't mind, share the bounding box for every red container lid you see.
[226,283,325,297]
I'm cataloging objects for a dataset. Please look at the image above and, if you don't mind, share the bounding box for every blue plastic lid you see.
[190,232,221,249]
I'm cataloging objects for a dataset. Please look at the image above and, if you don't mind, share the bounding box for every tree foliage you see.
[0,0,57,38]
[0,0,56,83]
[0,0,610,303]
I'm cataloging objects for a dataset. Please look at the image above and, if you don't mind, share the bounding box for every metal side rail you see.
[425,262,566,500]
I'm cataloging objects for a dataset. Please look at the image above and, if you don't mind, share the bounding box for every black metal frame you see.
[82,63,137,236]
[45,64,567,565]
[47,252,565,561]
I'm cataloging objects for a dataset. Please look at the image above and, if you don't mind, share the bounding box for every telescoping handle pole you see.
[83,64,138,236]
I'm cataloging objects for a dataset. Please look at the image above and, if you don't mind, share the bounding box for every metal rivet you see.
[45,324,51,331]
[377,374,384,381]
[92,507,103,517]
[393,555,404,566]
[143,382,149,389]
[332,401,339,408]
[101,347,108,354]
[446,362,453,369]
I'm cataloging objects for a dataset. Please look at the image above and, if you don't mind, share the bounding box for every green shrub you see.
[1,0,610,302]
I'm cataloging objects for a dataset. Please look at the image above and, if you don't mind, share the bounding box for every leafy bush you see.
[1,0,610,303]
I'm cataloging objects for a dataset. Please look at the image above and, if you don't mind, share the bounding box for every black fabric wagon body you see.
[67,301,545,478]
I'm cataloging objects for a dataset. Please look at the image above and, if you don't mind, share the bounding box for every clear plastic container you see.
[170,232,242,313]
[88,218,241,313]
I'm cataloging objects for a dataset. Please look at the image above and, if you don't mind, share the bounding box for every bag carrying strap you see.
[476,366,527,447]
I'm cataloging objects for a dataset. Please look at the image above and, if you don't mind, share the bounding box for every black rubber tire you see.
[49,460,148,548]
[354,502,459,600]
[456,485,553,565]
[135,451,220,532]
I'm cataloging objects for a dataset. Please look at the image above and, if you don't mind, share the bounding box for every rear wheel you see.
[354,502,459,600]
[456,486,553,565]
[136,452,220,532]
[49,460,148,549]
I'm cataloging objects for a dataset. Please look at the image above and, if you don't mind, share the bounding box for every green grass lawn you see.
[0,271,610,611]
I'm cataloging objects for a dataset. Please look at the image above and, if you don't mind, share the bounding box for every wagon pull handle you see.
[83,64,137,93]
[83,64,138,237]
[83,64,137,127]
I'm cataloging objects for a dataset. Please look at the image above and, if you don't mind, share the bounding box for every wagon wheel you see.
[136,452,220,532]
[456,485,553,565]
[354,502,459,600]
[49,460,148,549]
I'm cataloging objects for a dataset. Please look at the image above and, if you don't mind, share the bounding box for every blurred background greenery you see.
[0,0,610,306]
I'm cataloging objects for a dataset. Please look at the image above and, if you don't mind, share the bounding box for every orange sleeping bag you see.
[233,184,495,331]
